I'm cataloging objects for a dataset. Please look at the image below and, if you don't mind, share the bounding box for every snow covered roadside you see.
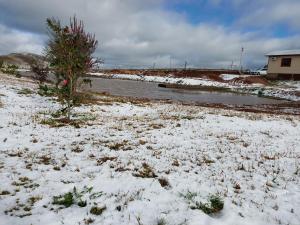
[90,72,253,87]
[90,73,300,101]
[0,74,300,225]
[276,80,300,91]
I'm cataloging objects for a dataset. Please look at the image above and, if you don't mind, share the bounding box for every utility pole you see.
[230,61,234,70]
[184,61,187,70]
[239,47,244,74]
[169,56,172,70]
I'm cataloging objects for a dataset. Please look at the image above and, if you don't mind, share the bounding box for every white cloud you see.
[0,24,44,55]
[237,0,300,30]
[0,0,299,68]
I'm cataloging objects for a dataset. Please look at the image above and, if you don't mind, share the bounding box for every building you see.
[266,50,300,80]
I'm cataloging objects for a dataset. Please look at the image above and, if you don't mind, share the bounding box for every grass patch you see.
[40,111,96,128]
[40,118,81,128]
[17,88,34,95]
[108,140,131,151]
[52,186,103,209]
[180,191,198,201]
[150,123,164,129]
[40,118,65,128]
[73,113,97,122]
[191,195,224,215]
[53,192,74,207]
[38,84,57,97]
[157,218,167,225]
[11,177,40,189]
[181,115,195,120]
[133,163,157,178]
[38,155,52,165]
[158,177,171,188]
[97,156,117,166]
[90,206,106,215]
[4,195,42,218]
[53,187,88,208]
[0,190,11,195]
[181,192,224,215]
[1,64,18,75]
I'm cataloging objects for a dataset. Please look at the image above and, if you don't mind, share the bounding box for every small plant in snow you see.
[17,88,34,95]
[90,205,106,215]
[83,217,95,224]
[180,191,198,201]
[180,192,224,215]
[133,162,157,178]
[52,186,97,208]
[191,195,224,215]
[157,218,167,225]
[53,192,74,207]
[158,177,171,189]
[37,85,57,97]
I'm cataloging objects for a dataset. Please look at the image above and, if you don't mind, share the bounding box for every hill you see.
[0,52,46,69]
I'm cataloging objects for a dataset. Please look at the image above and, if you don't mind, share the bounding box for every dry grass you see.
[132,163,157,178]
[0,92,4,108]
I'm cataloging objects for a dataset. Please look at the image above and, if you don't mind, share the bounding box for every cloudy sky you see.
[0,0,300,69]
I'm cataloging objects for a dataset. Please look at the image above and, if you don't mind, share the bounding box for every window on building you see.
[281,58,292,67]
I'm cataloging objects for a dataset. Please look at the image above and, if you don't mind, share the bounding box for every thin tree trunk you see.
[67,78,73,121]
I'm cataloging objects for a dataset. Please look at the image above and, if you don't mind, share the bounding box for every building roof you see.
[266,50,300,56]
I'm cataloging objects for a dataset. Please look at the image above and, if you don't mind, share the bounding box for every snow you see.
[220,74,243,81]
[0,74,300,225]
[92,72,227,86]
[16,69,31,72]
[90,73,300,101]
[277,80,300,91]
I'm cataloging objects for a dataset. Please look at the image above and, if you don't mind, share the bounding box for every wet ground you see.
[17,71,300,115]
[82,77,287,106]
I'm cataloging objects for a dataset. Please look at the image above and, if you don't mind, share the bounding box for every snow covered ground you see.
[90,73,300,101]
[276,80,300,91]
[0,74,300,225]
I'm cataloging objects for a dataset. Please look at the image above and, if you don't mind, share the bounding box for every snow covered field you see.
[0,74,300,225]
[90,73,300,101]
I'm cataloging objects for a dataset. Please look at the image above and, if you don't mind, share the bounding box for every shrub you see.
[45,16,101,120]
[37,84,57,96]
[29,59,49,84]
[1,64,18,75]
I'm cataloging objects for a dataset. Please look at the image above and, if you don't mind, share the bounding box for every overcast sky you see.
[0,0,300,69]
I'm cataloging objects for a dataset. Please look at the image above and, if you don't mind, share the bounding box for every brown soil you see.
[186,101,300,116]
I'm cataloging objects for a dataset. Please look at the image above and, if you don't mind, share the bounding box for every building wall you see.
[268,55,300,74]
